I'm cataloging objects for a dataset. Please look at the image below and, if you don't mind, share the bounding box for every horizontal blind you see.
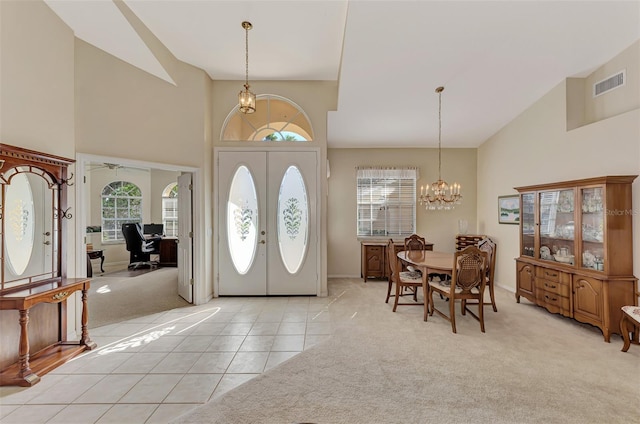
[356,167,417,237]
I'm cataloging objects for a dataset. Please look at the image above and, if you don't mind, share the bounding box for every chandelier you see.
[418,86,462,210]
[238,21,256,114]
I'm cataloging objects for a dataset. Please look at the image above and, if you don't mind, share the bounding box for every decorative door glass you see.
[227,165,258,275]
[521,193,535,257]
[539,189,575,264]
[277,166,309,274]
[580,187,604,271]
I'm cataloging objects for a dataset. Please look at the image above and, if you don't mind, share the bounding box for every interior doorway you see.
[75,153,199,326]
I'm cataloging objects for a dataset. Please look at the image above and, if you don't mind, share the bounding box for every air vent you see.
[593,70,625,97]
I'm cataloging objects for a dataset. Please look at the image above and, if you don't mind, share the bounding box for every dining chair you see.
[386,239,426,318]
[464,237,498,313]
[428,245,488,333]
[620,289,640,352]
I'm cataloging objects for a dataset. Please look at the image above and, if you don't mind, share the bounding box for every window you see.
[162,183,178,237]
[356,167,418,237]
[101,181,142,242]
[221,95,313,141]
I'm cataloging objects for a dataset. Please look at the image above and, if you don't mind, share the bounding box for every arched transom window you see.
[221,94,313,141]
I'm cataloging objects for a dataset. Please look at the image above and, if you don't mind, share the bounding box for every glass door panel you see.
[580,186,604,271]
[539,189,575,265]
[521,193,535,257]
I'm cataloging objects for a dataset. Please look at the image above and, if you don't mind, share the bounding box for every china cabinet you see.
[0,144,96,386]
[515,176,637,342]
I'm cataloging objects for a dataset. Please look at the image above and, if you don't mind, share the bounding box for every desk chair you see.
[122,223,160,269]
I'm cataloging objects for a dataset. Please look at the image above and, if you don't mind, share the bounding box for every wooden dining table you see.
[397,250,455,318]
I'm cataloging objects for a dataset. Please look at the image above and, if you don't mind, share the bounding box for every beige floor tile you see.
[95,403,158,423]
[149,352,203,373]
[145,404,198,424]
[187,322,227,336]
[1,404,66,424]
[118,374,183,404]
[188,352,235,374]
[206,335,245,351]
[139,335,187,352]
[172,335,215,352]
[271,335,305,351]
[277,322,306,334]
[26,374,105,404]
[73,374,144,404]
[239,335,275,351]
[281,311,308,322]
[210,374,259,400]
[248,322,280,335]
[72,352,135,374]
[219,322,252,336]
[226,352,269,373]
[46,404,112,423]
[112,352,167,374]
[0,404,19,418]
[163,374,222,403]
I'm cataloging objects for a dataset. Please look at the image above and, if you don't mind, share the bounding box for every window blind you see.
[356,167,418,237]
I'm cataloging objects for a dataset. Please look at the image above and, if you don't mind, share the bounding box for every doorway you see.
[216,150,319,296]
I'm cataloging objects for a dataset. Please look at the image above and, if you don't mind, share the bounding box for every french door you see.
[217,150,318,295]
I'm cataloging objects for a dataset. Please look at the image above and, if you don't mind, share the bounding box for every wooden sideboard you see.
[158,237,178,267]
[0,278,97,386]
[361,239,433,282]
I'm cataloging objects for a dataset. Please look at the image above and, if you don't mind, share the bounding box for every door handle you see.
[260,240,266,244]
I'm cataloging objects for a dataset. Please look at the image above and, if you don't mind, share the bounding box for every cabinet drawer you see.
[535,278,570,297]
[537,289,571,316]
[368,246,383,254]
[536,267,561,282]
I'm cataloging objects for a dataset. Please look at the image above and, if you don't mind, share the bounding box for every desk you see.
[158,238,178,267]
[86,250,104,277]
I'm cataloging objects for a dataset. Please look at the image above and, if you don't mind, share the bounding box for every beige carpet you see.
[88,267,190,328]
[173,278,640,424]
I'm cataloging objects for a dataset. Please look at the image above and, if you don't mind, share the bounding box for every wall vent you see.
[593,70,625,97]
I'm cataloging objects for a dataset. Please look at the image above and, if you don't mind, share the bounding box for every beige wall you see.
[478,49,640,292]
[327,148,477,277]
[0,0,80,338]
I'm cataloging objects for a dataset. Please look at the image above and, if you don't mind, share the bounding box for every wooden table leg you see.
[80,288,97,350]
[17,309,40,385]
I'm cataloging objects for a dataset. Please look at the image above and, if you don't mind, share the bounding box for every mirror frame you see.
[0,144,75,293]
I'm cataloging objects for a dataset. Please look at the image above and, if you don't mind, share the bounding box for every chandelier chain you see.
[244,23,249,87]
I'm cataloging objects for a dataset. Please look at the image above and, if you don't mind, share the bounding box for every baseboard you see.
[328,274,362,279]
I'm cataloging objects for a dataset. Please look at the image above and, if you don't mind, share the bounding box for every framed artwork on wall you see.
[498,195,520,224]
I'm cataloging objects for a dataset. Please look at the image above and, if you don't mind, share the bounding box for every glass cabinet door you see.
[580,186,604,271]
[521,193,535,257]
[539,189,575,265]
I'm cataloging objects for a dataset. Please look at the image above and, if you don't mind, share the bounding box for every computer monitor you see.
[143,223,164,236]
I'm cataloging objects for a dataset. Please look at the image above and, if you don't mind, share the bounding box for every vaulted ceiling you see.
[44,1,639,148]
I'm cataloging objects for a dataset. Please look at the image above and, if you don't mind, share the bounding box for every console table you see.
[0,278,97,386]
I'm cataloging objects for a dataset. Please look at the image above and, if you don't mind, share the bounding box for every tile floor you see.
[0,289,346,423]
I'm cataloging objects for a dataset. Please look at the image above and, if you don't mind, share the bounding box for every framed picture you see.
[498,195,520,224]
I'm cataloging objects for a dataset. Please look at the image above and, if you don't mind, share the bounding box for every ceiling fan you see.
[86,162,150,174]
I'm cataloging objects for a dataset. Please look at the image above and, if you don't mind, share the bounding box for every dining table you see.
[397,250,455,318]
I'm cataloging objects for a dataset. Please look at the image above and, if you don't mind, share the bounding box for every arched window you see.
[101,181,142,242]
[162,183,178,237]
[221,94,313,141]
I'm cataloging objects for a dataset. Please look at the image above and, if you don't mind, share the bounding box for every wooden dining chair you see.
[464,237,498,313]
[428,245,488,333]
[386,239,425,317]
[620,289,640,352]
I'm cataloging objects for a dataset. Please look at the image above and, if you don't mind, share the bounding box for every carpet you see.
[88,267,190,328]
[173,279,640,424]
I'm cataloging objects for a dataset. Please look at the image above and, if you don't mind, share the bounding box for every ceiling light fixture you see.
[238,21,256,114]
[418,86,462,210]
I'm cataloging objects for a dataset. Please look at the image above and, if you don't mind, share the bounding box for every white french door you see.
[177,173,193,302]
[217,150,318,296]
